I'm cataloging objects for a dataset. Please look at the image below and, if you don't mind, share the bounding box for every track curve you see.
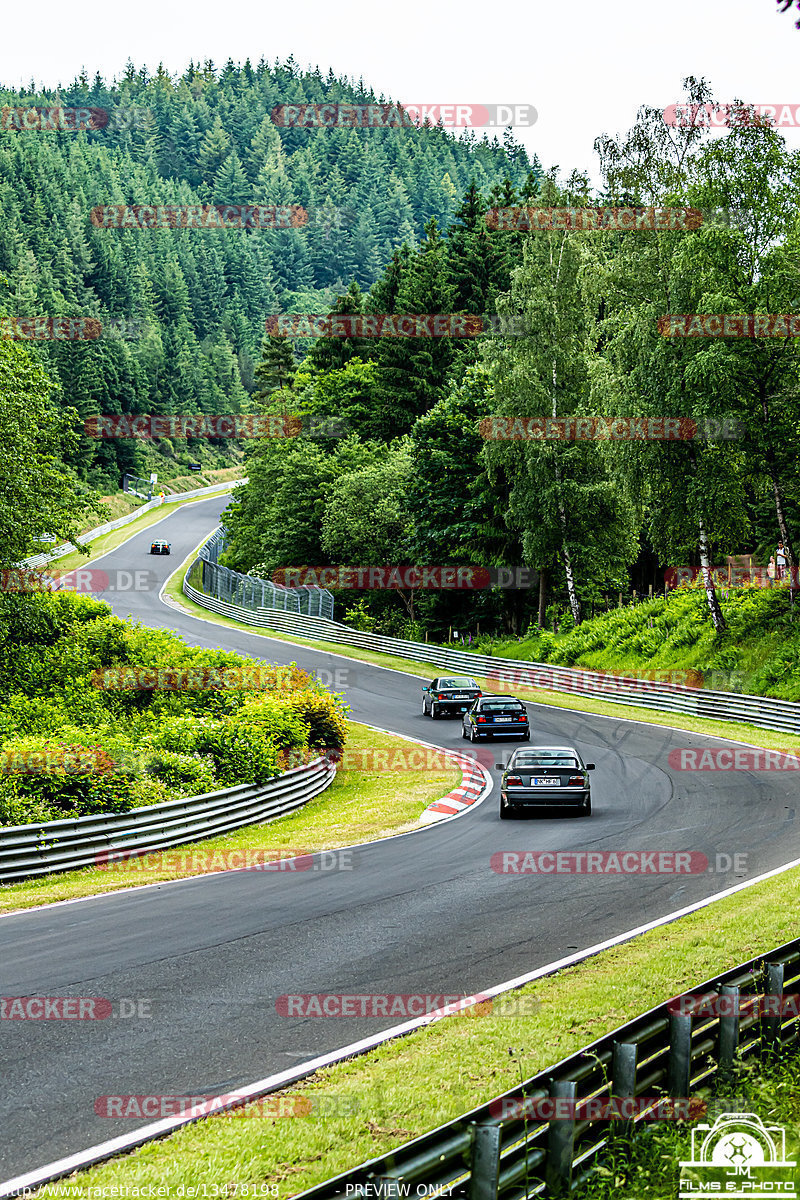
[1,495,797,1180]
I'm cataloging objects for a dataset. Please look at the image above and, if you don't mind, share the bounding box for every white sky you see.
[1,0,798,183]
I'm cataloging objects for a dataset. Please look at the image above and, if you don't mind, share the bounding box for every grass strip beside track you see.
[0,722,461,913]
[28,858,800,1199]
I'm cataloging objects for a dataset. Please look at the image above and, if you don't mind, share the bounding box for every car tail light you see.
[506,775,523,787]
[567,774,586,786]
[477,716,487,723]
[436,693,447,700]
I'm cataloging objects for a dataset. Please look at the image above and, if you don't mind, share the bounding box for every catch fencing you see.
[0,756,334,883]
[184,537,800,738]
[296,939,800,1199]
[197,529,334,619]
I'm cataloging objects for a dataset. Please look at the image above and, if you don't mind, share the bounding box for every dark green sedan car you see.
[422,676,482,718]
[497,745,595,818]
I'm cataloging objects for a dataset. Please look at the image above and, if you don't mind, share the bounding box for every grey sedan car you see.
[497,745,595,818]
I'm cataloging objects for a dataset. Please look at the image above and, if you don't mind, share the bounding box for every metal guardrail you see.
[22,479,245,569]
[183,541,800,738]
[0,757,334,883]
[196,530,335,619]
[296,939,800,1199]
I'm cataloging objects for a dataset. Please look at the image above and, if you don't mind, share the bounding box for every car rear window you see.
[439,678,476,689]
[482,701,526,712]
[515,755,578,768]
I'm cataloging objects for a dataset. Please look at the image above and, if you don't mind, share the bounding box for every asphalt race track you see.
[1,495,797,1180]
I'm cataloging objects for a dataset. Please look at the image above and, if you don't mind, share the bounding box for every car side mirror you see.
[586,763,595,771]
[422,686,429,692]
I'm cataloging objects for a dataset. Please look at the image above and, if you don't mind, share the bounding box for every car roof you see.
[516,745,579,752]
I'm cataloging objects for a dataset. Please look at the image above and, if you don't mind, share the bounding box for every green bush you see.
[143,750,217,796]
[193,723,281,787]
[0,736,140,825]
[231,695,310,752]
[0,591,353,825]
[283,691,349,750]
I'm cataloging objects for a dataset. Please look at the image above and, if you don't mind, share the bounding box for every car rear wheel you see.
[500,800,516,819]
[461,724,468,739]
[580,798,592,816]
[430,702,438,719]
[422,697,427,715]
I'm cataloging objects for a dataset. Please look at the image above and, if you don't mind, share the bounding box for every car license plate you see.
[532,777,560,786]
[494,717,513,722]
[453,694,469,699]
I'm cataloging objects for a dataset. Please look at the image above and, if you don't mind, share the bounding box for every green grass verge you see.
[164,561,800,759]
[0,721,461,914]
[31,856,800,1198]
[574,1050,800,1198]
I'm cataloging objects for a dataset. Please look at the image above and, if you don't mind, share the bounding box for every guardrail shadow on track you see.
[0,757,335,884]
[295,942,800,1200]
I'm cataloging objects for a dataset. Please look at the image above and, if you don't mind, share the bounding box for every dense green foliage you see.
[224,84,800,646]
[0,61,535,491]
[0,589,348,826]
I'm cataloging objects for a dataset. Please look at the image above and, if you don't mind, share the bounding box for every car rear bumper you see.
[502,788,589,806]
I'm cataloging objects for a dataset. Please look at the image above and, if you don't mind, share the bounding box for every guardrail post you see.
[612,1041,638,1143]
[545,1079,576,1195]
[370,1178,404,1199]
[718,985,740,1077]
[668,1012,692,1100]
[469,1122,502,1200]
[762,962,785,1054]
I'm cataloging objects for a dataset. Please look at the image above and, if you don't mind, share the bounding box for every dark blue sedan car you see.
[462,695,530,742]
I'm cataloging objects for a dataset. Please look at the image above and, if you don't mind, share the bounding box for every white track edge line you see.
[0,730,493,918]
[4,847,800,1198]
